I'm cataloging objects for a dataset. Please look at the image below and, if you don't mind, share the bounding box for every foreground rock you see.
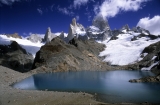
[0,41,33,72]
[32,37,115,72]
[129,74,160,83]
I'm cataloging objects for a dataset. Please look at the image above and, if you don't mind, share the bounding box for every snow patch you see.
[151,56,157,61]
[141,62,159,71]
[99,33,160,65]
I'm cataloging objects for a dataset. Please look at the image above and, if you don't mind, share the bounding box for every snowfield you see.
[99,33,160,65]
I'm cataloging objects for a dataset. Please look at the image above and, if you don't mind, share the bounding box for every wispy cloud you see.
[137,15,160,35]
[37,8,43,15]
[57,6,74,16]
[0,0,20,5]
[74,0,89,8]
[94,0,150,19]
[50,4,54,11]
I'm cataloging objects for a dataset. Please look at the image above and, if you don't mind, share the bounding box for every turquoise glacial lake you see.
[12,70,160,103]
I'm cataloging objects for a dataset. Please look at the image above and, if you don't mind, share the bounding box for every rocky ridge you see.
[32,37,118,72]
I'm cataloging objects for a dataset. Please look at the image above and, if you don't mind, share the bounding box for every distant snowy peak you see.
[87,26,101,32]
[119,25,150,35]
[92,14,111,31]
[67,18,87,41]
[0,34,44,58]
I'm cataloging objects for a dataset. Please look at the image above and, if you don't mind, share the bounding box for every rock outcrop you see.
[32,37,112,72]
[0,41,34,72]
[27,34,42,43]
[44,27,56,43]
[129,74,160,83]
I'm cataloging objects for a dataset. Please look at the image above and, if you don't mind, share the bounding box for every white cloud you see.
[94,0,150,19]
[57,7,74,16]
[137,15,160,35]
[0,0,20,5]
[37,8,43,15]
[74,0,89,8]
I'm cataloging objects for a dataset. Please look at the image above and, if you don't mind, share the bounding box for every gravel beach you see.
[0,66,104,105]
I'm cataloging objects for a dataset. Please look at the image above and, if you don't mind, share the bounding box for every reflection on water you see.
[12,70,160,103]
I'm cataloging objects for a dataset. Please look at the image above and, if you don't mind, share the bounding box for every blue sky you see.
[0,0,160,36]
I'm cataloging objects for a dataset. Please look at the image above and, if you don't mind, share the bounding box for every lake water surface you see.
[12,70,160,103]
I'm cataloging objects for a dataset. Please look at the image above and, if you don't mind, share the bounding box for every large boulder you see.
[32,37,110,72]
[0,41,34,72]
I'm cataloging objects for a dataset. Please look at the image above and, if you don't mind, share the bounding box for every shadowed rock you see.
[0,41,33,72]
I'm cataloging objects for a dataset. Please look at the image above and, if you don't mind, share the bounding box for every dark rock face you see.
[131,33,159,41]
[32,37,110,72]
[110,30,123,40]
[0,41,34,72]
[6,33,22,39]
